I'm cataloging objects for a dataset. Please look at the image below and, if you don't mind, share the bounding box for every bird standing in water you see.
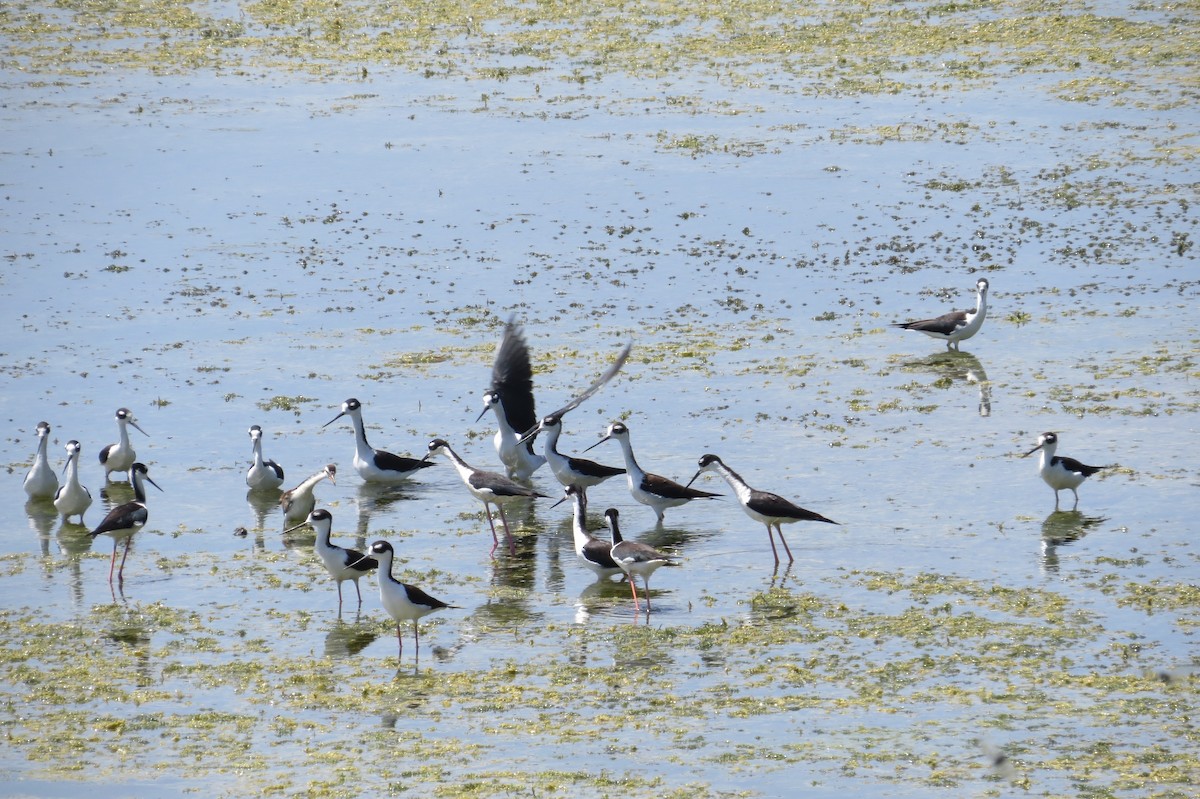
[89,462,161,583]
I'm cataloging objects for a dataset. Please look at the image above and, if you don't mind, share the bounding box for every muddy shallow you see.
[1,1,1198,797]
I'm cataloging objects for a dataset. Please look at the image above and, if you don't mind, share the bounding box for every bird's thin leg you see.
[483,503,501,549]
[765,525,780,567]
[775,525,795,563]
[116,539,132,582]
[627,577,641,612]
[413,621,421,664]
[496,505,516,555]
[107,541,119,583]
[396,624,404,660]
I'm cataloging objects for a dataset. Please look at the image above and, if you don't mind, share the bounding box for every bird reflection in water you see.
[1040,510,1107,573]
[905,351,992,417]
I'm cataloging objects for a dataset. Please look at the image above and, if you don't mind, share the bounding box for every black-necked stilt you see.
[99,408,148,480]
[356,540,455,662]
[53,440,92,524]
[552,485,623,580]
[246,425,285,491]
[423,438,547,554]
[88,462,161,583]
[585,421,719,524]
[323,398,434,484]
[605,507,676,612]
[687,454,839,567]
[893,277,990,351]
[283,508,378,611]
[23,421,58,499]
[478,318,545,479]
[1023,432,1112,509]
[535,414,625,497]
[280,464,337,523]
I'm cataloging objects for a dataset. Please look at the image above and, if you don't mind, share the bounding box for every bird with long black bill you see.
[353,540,455,663]
[323,398,434,483]
[532,414,625,498]
[687,453,838,567]
[99,408,148,481]
[54,440,92,523]
[606,507,677,613]
[893,277,989,351]
[89,462,161,583]
[282,508,377,611]
[585,421,719,524]
[480,318,632,480]
[423,439,546,555]
[478,318,546,480]
[1023,431,1113,509]
[552,485,623,580]
[280,464,337,523]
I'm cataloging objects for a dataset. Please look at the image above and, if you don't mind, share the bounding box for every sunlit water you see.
[1,22,1197,799]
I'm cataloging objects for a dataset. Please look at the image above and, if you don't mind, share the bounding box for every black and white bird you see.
[23,421,58,499]
[893,277,990,351]
[246,425,285,491]
[606,507,677,612]
[423,439,546,554]
[585,421,719,524]
[283,508,377,611]
[280,464,337,523]
[53,440,92,523]
[323,398,434,483]
[477,319,546,480]
[535,414,625,498]
[99,407,148,480]
[89,462,161,583]
[479,318,632,480]
[356,540,455,663]
[552,485,623,580]
[1024,432,1112,509]
[687,454,838,567]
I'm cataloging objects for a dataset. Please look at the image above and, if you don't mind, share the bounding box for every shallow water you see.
[2,2,1198,797]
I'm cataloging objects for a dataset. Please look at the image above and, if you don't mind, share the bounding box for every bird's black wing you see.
[491,318,538,437]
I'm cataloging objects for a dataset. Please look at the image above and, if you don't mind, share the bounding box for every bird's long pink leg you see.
[497,505,516,555]
[765,525,781,567]
[775,525,795,563]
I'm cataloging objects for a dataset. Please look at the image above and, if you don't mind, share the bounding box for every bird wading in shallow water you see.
[54,440,92,523]
[480,317,632,480]
[283,508,378,612]
[89,462,161,584]
[354,540,455,664]
[552,485,623,580]
[585,421,719,524]
[99,408,149,481]
[423,439,547,555]
[23,421,58,499]
[478,319,545,480]
[246,425,285,491]
[688,454,839,567]
[605,507,677,613]
[323,398,434,483]
[893,277,990,351]
[534,414,625,499]
[1024,432,1113,509]
[280,464,337,523]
